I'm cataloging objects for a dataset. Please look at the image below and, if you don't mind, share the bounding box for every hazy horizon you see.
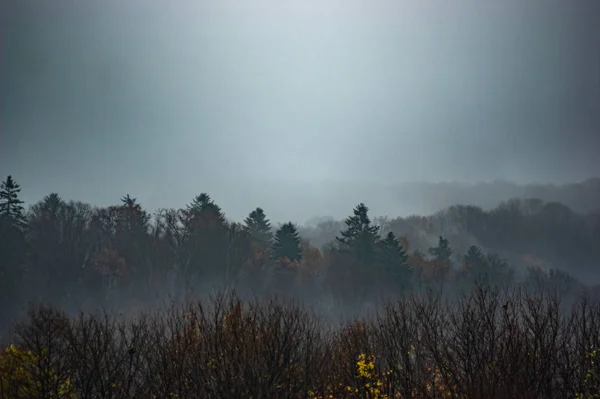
[2,0,599,221]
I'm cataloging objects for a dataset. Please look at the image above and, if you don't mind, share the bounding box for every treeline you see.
[1,175,598,330]
[301,198,600,283]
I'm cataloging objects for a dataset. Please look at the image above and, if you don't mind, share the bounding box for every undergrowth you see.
[1,286,599,398]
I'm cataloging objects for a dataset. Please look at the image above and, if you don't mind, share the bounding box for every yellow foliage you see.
[0,344,76,398]
[575,347,600,399]
[356,353,388,399]
[308,353,389,399]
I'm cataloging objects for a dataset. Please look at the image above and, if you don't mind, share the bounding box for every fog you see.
[2,0,599,222]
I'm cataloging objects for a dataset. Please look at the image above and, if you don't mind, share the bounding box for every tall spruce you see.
[178,193,229,285]
[27,193,65,245]
[463,244,489,285]
[428,236,453,264]
[0,175,27,230]
[272,222,302,262]
[380,233,408,266]
[186,193,226,224]
[0,176,27,312]
[244,207,273,248]
[336,203,380,261]
[115,195,151,283]
[118,194,150,233]
[379,232,411,289]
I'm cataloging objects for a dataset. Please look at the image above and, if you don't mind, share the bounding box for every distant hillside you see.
[391,178,600,216]
[300,196,600,283]
[234,177,600,224]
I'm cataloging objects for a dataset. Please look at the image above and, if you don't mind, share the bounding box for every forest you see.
[1,174,600,398]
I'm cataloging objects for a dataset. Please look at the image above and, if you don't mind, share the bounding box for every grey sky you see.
[1,0,599,222]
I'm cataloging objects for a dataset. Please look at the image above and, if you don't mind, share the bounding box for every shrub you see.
[1,287,600,398]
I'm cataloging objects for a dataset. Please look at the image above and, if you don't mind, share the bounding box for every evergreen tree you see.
[178,193,229,286]
[118,194,150,233]
[39,193,63,215]
[27,193,89,304]
[428,236,453,264]
[0,175,27,230]
[272,222,302,262]
[335,203,380,261]
[463,245,488,284]
[464,245,485,269]
[116,195,151,272]
[0,176,27,318]
[186,193,226,226]
[244,207,273,248]
[379,232,411,288]
[28,193,65,248]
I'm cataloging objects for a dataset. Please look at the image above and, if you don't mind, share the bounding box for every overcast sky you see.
[1,0,599,221]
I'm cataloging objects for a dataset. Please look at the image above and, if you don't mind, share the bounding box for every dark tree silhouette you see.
[244,207,273,249]
[185,193,226,226]
[176,193,231,290]
[462,245,490,285]
[463,245,486,274]
[272,222,303,262]
[336,203,380,262]
[428,236,452,264]
[379,232,411,290]
[3,168,600,371]
[0,175,27,230]
[28,193,67,301]
[118,195,150,232]
[0,176,28,325]
[108,195,153,298]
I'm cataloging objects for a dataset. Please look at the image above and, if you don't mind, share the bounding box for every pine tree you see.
[28,193,64,244]
[0,175,27,230]
[463,245,488,284]
[272,222,302,262]
[118,194,150,232]
[186,193,226,226]
[244,207,273,248]
[379,232,411,288]
[40,193,63,215]
[115,195,150,268]
[0,176,27,309]
[335,203,380,261]
[179,193,230,284]
[380,232,409,267]
[428,236,452,264]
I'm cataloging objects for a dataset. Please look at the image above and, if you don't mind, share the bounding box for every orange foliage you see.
[302,243,322,266]
[250,245,270,263]
[298,244,324,283]
[408,252,426,277]
[409,252,450,285]
[239,245,270,278]
[398,235,411,252]
[422,259,450,283]
[91,247,127,278]
[274,243,322,279]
